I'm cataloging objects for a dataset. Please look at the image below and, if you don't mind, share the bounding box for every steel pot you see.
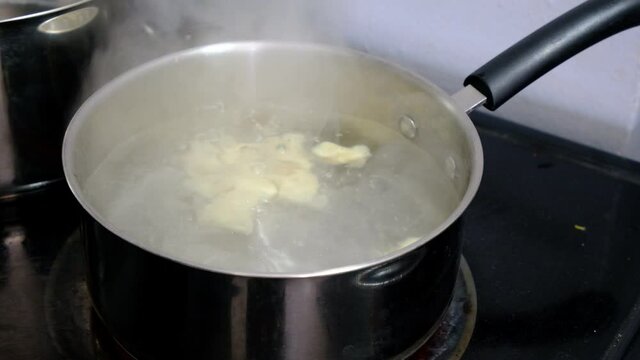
[62,0,640,359]
[0,0,104,200]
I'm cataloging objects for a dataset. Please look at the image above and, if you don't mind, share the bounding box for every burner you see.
[91,312,136,360]
[44,231,93,359]
[45,232,476,359]
[409,258,476,360]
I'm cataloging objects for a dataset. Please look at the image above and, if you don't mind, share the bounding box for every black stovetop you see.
[1,112,640,360]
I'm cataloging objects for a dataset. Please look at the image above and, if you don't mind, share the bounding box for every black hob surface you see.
[2,112,640,359]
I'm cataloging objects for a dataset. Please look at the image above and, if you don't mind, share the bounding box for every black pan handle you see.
[464,0,640,111]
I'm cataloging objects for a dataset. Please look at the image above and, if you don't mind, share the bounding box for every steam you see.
[86,0,345,92]
[76,1,466,273]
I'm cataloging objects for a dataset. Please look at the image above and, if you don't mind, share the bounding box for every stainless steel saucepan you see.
[62,1,640,359]
[0,0,103,200]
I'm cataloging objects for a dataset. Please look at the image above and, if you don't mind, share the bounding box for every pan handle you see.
[463,0,640,111]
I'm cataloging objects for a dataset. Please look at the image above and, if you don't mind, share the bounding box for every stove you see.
[1,112,640,359]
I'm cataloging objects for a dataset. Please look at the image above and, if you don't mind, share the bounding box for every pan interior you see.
[64,43,480,276]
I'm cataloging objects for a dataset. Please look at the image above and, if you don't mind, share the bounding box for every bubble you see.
[84,108,459,273]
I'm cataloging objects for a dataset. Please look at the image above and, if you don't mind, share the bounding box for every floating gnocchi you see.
[183,133,371,234]
[311,142,371,168]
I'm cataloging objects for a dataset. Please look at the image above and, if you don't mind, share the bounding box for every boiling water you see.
[83,104,462,273]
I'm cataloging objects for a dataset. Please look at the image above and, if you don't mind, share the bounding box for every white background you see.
[311,0,640,161]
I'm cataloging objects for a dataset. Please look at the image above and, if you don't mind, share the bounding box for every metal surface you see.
[62,42,483,359]
[450,86,487,114]
[0,0,104,199]
[83,217,461,360]
[43,232,477,360]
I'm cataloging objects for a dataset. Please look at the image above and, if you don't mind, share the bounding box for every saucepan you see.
[0,0,104,200]
[62,0,640,359]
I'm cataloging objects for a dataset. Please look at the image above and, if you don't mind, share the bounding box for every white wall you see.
[314,0,640,161]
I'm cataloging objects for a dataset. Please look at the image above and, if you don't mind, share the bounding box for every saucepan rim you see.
[0,0,93,24]
[62,41,483,279]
